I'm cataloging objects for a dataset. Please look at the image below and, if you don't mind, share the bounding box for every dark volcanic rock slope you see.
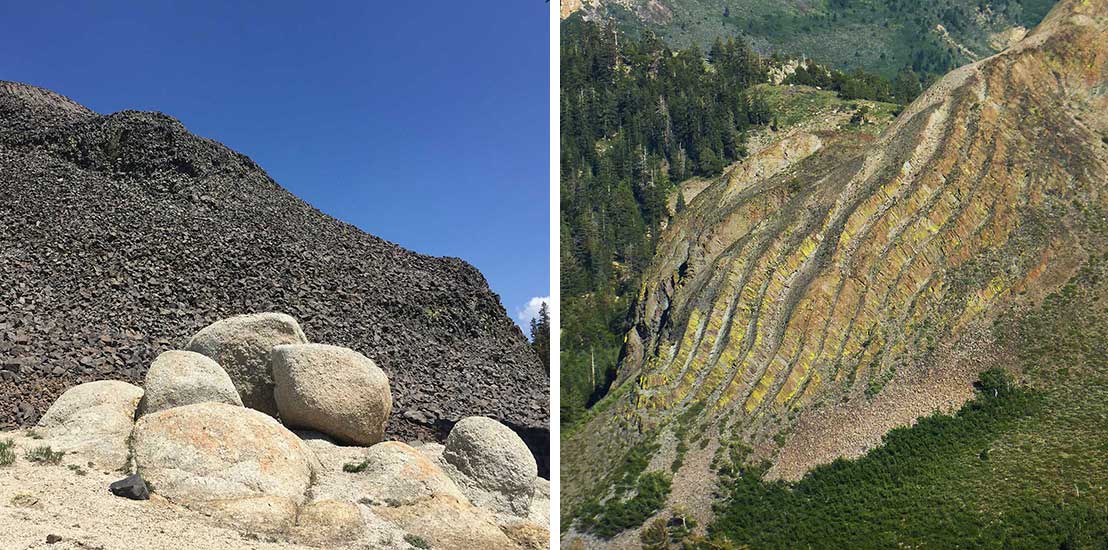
[0,81,549,473]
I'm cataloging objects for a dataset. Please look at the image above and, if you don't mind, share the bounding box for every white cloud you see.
[515,296,550,329]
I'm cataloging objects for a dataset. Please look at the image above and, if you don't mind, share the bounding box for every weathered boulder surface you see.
[442,416,538,517]
[205,495,299,534]
[373,494,516,550]
[412,441,446,464]
[35,380,143,470]
[272,343,391,445]
[500,519,551,550]
[184,313,308,416]
[529,478,550,527]
[291,498,366,545]
[138,350,242,416]
[306,439,523,548]
[132,402,317,528]
[313,441,465,506]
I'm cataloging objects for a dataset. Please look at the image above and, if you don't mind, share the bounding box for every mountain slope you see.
[0,82,549,475]
[562,0,1108,543]
[563,0,1057,79]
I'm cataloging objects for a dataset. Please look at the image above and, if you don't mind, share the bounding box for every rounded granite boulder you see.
[184,312,307,416]
[138,350,242,416]
[132,402,318,528]
[441,416,538,517]
[271,343,391,446]
[36,380,144,470]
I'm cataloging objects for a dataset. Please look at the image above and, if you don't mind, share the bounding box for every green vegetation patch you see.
[0,440,14,467]
[572,436,673,538]
[24,445,64,465]
[342,458,370,473]
[579,471,673,539]
[404,533,431,549]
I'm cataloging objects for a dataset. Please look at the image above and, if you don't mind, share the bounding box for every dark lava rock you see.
[109,474,150,500]
[46,534,62,544]
[0,81,549,476]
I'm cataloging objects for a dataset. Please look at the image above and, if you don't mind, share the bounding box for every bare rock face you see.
[35,380,143,470]
[291,498,366,545]
[500,519,551,550]
[132,402,317,528]
[442,416,538,517]
[204,495,299,535]
[562,0,1108,528]
[373,494,515,550]
[184,313,308,416]
[272,343,391,446]
[309,440,518,548]
[314,441,466,506]
[138,350,242,416]
[528,478,550,527]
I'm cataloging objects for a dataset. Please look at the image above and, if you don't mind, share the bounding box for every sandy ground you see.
[0,432,352,550]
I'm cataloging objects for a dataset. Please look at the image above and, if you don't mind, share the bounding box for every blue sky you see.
[0,1,550,332]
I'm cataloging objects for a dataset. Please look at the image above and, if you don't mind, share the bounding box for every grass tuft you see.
[403,533,431,549]
[24,445,64,465]
[0,440,15,466]
[342,458,370,473]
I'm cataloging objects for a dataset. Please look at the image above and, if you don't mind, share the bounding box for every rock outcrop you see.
[374,494,516,549]
[35,380,143,470]
[138,350,242,416]
[315,441,467,505]
[0,315,548,548]
[290,498,366,545]
[132,402,317,529]
[272,343,392,446]
[184,313,307,416]
[2,330,547,545]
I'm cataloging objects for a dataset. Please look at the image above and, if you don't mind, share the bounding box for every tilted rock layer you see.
[564,0,1108,528]
[0,82,548,472]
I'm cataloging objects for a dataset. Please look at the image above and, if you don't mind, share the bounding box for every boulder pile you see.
[0,79,548,475]
[9,313,548,549]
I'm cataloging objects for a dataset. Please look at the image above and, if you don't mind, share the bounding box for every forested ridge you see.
[559,17,914,430]
[560,17,772,428]
[569,0,1057,84]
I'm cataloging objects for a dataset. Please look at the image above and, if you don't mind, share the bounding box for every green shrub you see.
[579,471,672,538]
[24,445,64,465]
[640,517,671,550]
[342,459,370,473]
[403,533,431,549]
[0,440,14,466]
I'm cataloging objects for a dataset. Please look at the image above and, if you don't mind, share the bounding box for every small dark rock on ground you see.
[108,474,149,500]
